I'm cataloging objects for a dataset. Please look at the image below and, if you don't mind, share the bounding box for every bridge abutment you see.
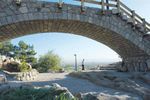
[120,57,150,72]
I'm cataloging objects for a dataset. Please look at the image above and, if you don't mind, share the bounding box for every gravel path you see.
[6,72,140,99]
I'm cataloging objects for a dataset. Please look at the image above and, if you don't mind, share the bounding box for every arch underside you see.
[0,19,148,58]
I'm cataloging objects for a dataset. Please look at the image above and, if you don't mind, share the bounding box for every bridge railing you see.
[119,1,150,32]
[69,0,150,34]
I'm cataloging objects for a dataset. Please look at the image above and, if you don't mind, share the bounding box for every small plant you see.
[55,92,78,100]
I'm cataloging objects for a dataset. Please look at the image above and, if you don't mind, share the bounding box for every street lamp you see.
[74,54,77,71]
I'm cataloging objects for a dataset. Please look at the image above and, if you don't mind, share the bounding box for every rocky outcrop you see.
[138,73,150,84]
[50,83,75,99]
[0,55,20,72]
[0,55,32,72]
[70,71,150,100]
[0,83,75,100]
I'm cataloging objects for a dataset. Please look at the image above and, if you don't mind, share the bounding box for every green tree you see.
[18,41,28,50]
[0,41,37,72]
[0,41,14,56]
[35,51,61,72]
[26,45,37,64]
[14,41,37,64]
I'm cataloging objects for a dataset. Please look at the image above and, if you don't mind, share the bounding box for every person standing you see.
[82,59,85,70]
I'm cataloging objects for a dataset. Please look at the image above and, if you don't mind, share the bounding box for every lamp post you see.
[74,54,77,71]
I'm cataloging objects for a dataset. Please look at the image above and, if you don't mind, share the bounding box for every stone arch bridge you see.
[0,0,150,71]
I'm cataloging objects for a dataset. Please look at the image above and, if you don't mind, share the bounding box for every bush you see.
[0,87,77,100]
[63,64,73,72]
[34,51,61,73]
[19,61,31,72]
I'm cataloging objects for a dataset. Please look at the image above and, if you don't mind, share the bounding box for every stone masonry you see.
[0,0,150,71]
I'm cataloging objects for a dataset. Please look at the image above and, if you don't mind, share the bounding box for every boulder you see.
[51,83,75,99]
[1,56,22,72]
[79,92,99,100]
[78,92,140,100]
[143,93,150,100]
[139,74,150,84]
[0,74,7,84]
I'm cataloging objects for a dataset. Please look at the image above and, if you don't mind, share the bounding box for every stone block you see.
[127,18,133,24]
[112,9,119,14]
[121,15,128,21]
[19,7,28,13]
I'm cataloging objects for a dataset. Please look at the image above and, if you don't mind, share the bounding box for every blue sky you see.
[11,0,149,64]
[11,33,121,64]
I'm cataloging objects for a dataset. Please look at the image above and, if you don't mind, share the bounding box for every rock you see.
[0,85,10,93]
[143,93,150,100]
[139,74,150,84]
[14,59,21,64]
[0,56,32,72]
[26,63,32,69]
[0,74,7,84]
[43,85,52,89]
[51,83,75,99]
[51,83,62,89]
[81,92,99,100]
[79,92,140,100]
[1,56,22,72]
[0,83,75,100]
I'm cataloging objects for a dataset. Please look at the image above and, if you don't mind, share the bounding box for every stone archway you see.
[0,0,150,71]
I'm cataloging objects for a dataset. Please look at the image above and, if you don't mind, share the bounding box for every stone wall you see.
[15,69,39,81]
[117,57,150,72]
